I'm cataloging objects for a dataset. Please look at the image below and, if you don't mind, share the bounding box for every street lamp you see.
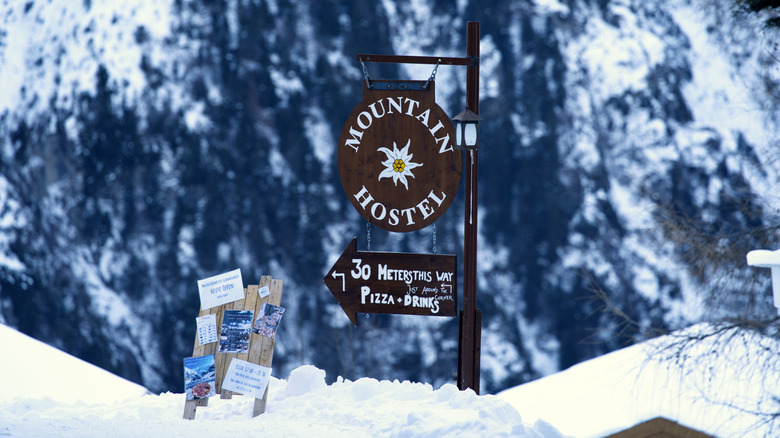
[452,108,482,150]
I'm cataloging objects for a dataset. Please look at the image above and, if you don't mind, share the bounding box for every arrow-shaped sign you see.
[324,237,457,326]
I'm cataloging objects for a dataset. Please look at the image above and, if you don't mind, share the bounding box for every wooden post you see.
[183,302,220,417]
[217,294,251,398]
[247,277,283,415]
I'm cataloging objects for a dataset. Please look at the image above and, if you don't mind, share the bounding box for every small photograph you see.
[183,355,216,401]
[218,310,254,353]
[253,303,286,338]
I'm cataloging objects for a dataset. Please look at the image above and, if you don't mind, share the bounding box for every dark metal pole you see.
[355,54,473,66]
[458,21,480,393]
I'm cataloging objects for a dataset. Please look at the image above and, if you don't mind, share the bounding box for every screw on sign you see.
[323,237,457,326]
[338,80,462,233]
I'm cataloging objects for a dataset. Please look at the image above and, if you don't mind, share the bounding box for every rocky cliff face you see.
[1,0,777,393]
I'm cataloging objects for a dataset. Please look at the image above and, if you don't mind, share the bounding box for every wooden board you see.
[183,276,284,419]
[247,277,283,416]
[324,237,456,325]
[337,80,462,232]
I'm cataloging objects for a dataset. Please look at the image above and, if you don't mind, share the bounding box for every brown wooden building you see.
[606,417,714,438]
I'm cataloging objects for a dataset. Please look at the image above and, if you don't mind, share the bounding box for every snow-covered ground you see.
[0,324,562,437]
[498,323,780,437]
[5,320,778,437]
[0,323,149,404]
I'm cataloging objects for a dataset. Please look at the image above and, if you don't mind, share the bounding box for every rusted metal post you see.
[457,21,481,393]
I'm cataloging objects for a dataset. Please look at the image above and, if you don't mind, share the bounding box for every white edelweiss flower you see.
[377,139,423,190]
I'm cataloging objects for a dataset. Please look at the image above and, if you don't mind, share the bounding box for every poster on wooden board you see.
[183,274,285,420]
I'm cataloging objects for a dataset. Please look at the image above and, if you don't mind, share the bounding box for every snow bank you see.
[498,324,780,437]
[0,324,149,404]
[0,324,562,437]
[0,365,563,438]
[747,249,780,268]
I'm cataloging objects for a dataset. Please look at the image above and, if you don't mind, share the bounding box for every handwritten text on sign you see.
[324,238,456,326]
[197,268,245,310]
[221,358,272,399]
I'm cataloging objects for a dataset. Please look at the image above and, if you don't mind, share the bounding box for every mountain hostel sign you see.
[338,80,462,232]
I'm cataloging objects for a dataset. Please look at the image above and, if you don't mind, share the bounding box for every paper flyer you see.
[197,268,244,310]
[218,310,254,353]
[183,355,216,401]
[258,285,270,298]
[221,358,272,399]
[196,314,218,345]
[252,303,285,338]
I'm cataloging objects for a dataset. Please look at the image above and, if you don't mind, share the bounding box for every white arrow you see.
[332,271,346,292]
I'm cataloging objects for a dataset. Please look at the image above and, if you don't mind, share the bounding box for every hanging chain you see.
[366,221,371,252]
[423,59,441,90]
[432,223,437,255]
[360,58,372,89]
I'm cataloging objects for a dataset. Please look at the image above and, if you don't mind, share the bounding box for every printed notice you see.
[196,314,218,345]
[197,268,245,310]
[183,355,216,400]
[219,310,254,353]
[221,358,271,399]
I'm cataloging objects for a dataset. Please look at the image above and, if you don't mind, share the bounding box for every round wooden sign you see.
[338,80,462,233]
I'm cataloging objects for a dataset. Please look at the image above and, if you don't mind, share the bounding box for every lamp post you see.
[453,105,482,393]
[456,21,481,393]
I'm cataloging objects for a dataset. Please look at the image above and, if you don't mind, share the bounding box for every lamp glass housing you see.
[456,122,463,148]
[465,123,477,146]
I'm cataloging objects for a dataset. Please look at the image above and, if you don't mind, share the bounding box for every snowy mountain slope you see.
[1,0,778,395]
